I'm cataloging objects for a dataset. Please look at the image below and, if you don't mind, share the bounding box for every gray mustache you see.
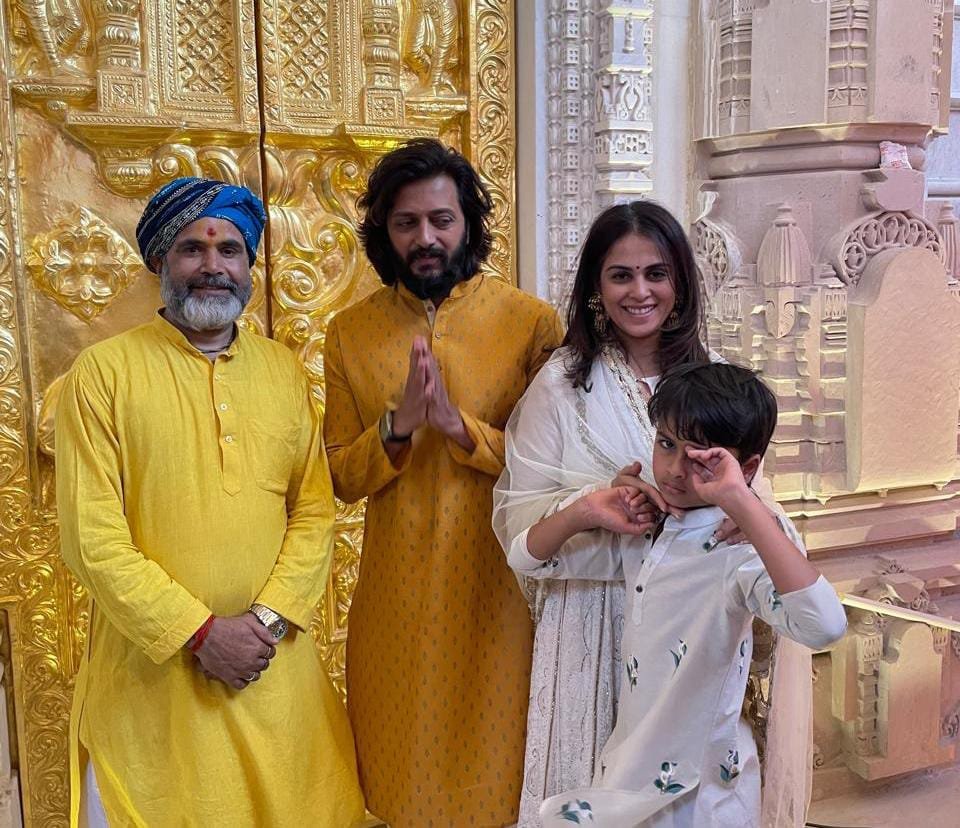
[188,276,237,293]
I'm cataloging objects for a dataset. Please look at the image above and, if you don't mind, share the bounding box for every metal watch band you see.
[249,603,288,639]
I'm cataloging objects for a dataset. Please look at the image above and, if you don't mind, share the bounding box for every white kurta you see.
[509,504,846,827]
[493,346,846,828]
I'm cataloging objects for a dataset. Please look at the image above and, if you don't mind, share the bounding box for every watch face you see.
[270,618,289,639]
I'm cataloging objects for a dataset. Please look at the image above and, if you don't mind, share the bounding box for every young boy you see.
[511,362,847,828]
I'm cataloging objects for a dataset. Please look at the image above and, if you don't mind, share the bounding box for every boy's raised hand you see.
[685,446,751,511]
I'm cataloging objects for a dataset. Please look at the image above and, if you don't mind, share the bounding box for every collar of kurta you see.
[394,273,486,312]
[151,310,242,360]
[662,504,726,531]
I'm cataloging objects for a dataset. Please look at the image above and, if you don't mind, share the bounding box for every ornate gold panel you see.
[0,0,515,824]
[26,206,142,322]
[260,0,361,126]
[152,0,260,129]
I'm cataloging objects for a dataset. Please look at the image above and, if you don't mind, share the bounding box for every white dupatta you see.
[493,346,812,828]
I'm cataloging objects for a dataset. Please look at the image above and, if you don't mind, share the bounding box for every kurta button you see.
[214,374,223,381]
[219,403,228,411]
[224,435,234,443]
[635,584,643,593]
[644,532,652,540]
[434,332,441,339]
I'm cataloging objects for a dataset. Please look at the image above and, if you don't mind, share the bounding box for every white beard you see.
[159,262,250,331]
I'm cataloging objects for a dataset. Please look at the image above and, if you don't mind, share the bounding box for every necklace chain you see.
[195,328,237,355]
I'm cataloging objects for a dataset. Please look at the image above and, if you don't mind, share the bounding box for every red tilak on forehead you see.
[206,227,216,236]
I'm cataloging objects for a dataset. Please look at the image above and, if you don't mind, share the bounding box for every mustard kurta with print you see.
[323,276,563,827]
[56,314,365,828]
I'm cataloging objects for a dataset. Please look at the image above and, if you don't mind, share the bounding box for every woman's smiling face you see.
[597,233,677,354]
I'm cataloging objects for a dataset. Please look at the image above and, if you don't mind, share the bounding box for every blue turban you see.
[136,177,267,272]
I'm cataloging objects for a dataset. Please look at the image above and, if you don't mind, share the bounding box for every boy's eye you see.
[657,437,674,450]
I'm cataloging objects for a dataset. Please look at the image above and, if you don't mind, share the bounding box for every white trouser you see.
[79,760,109,828]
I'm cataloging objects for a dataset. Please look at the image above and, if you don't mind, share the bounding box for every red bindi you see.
[206,227,216,236]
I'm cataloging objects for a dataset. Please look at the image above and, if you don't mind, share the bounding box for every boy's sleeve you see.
[727,520,847,650]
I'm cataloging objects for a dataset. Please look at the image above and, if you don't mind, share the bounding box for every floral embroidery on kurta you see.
[670,639,687,672]
[654,762,686,795]
[557,799,594,823]
[720,749,740,784]
[511,496,847,826]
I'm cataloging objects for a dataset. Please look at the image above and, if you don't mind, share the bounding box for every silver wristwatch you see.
[249,603,289,640]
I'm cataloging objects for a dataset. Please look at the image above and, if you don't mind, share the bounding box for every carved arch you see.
[692,216,742,298]
[826,210,944,287]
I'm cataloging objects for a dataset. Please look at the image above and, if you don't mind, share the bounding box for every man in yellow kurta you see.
[324,140,563,826]
[56,178,365,827]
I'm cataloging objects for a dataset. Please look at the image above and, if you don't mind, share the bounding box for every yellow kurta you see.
[56,314,365,827]
[323,276,563,827]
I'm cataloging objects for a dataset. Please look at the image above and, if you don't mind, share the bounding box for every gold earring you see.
[666,307,680,326]
[587,293,609,338]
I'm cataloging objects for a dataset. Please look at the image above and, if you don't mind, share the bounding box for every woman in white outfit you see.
[493,201,814,828]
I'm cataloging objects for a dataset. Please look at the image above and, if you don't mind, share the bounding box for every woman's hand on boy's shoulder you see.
[612,461,681,519]
[581,486,658,537]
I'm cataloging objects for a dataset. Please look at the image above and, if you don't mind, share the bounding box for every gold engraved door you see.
[0,1,515,824]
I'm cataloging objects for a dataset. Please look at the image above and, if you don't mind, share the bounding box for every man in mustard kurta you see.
[56,178,365,827]
[324,140,563,826]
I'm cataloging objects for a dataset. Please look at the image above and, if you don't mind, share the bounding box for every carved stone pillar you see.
[926,5,960,225]
[694,0,957,533]
[593,1,654,208]
[519,0,693,307]
[716,0,755,135]
[534,0,599,306]
[694,0,960,803]
[937,202,960,280]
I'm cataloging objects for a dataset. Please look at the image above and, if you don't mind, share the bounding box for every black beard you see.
[394,240,471,302]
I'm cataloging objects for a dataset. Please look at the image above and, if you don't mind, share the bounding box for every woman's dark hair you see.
[358,138,494,284]
[563,200,708,388]
[648,362,778,460]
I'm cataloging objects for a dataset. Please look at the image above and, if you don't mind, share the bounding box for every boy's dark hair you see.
[648,362,778,460]
[358,138,494,285]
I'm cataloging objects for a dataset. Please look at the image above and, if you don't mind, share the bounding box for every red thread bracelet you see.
[188,615,215,653]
